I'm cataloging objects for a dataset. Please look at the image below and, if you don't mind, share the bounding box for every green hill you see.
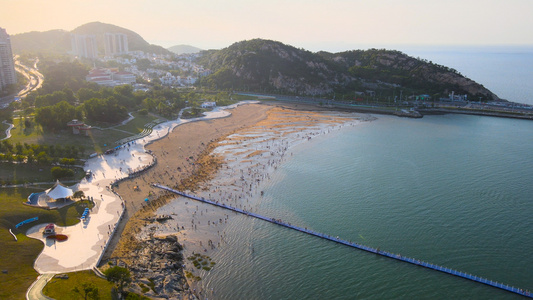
[196,39,498,101]
[10,29,71,54]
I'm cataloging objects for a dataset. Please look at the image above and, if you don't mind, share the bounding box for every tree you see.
[36,151,51,165]
[73,190,85,200]
[72,282,99,300]
[82,97,128,123]
[14,154,25,163]
[35,101,76,131]
[51,166,74,179]
[103,266,131,295]
[77,87,101,102]
[136,58,151,71]
[60,157,76,167]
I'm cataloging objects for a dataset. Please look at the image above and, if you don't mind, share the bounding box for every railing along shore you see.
[153,183,532,299]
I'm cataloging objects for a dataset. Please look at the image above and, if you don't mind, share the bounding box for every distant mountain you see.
[11,29,71,54]
[11,21,171,56]
[196,39,498,100]
[167,44,202,55]
[71,22,170,55]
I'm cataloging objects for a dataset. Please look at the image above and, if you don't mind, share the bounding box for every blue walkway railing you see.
[153,183,532,298]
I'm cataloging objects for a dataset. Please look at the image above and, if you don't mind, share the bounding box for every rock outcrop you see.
[125,235,192,299]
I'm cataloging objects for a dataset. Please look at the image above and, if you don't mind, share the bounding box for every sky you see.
[2,0,533,52]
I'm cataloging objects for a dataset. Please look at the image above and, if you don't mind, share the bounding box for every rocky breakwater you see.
[126,235,193,299]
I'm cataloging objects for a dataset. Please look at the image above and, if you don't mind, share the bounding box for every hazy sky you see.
[2,0,533,52]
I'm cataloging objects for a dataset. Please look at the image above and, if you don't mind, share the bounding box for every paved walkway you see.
[1,120,13,140]
[26,273,54,300]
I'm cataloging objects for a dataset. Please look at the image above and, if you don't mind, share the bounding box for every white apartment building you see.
[0,27,16,91]
[104,33,129,56]
[71,34,98,59]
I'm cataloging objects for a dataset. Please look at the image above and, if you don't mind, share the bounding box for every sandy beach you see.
[117,102,372,298]
[25,102,267,272]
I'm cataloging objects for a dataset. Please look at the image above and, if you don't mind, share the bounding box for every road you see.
[15,57,43,98]
[26,273,54,300]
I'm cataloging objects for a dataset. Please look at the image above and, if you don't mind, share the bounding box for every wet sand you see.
[128,104,372,297]
[108,103,274,260]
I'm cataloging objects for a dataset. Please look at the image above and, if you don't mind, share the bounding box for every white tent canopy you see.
[46,180,74,200]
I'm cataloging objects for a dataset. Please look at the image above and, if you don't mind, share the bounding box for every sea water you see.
[402,46,533,105]
[199,114,533,299]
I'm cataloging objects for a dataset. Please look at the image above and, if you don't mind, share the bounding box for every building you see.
[112,71,136,84]
[448,91,468,102]
[104,33,129,56]
[67,119,92,136]
[85,68,136,86]
[0,27,16,91]
[201,101,216,109]
[71,34,98,59]
[85,68,115,86]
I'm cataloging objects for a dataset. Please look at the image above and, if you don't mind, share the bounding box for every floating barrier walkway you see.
[153,183,532,298]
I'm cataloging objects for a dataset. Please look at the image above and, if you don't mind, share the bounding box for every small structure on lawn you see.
[46,180,74,200]
[67,119,92,136]
[26,180,76,208]
[43,223,55,235]
[201,101,216,109]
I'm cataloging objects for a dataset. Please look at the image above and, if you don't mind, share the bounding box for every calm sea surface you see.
[402,46,533,105]
[198,114,533,299]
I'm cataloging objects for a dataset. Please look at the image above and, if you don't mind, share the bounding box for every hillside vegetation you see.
[196,39,498,101]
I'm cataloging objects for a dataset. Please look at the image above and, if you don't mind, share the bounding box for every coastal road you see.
[26,273,54,300]
[15,57,43,99]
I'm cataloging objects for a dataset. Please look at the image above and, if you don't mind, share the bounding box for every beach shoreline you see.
[126,104,372,298]
[24,102,269,290]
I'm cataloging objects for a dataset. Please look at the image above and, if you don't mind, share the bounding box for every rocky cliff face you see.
[197,39,498,100]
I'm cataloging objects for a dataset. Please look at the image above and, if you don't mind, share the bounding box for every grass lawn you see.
[7,112,161,156]
[0,188,92,300]
[0,163,85,185]
[114,111,160,134]
[8,118,132,155]
[43,270,115,300]
[0,164,54,184]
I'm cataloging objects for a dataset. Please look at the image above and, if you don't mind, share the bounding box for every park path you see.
[26,273,54,300]
[1,120,13,140]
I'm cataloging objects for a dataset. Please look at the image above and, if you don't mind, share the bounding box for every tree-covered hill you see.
[10,30,71,54]
[196,39,498,101]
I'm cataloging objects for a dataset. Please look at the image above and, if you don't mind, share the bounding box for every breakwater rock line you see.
[153,183,532,299]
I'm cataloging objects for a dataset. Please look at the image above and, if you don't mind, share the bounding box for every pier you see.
[153,183,532,298]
